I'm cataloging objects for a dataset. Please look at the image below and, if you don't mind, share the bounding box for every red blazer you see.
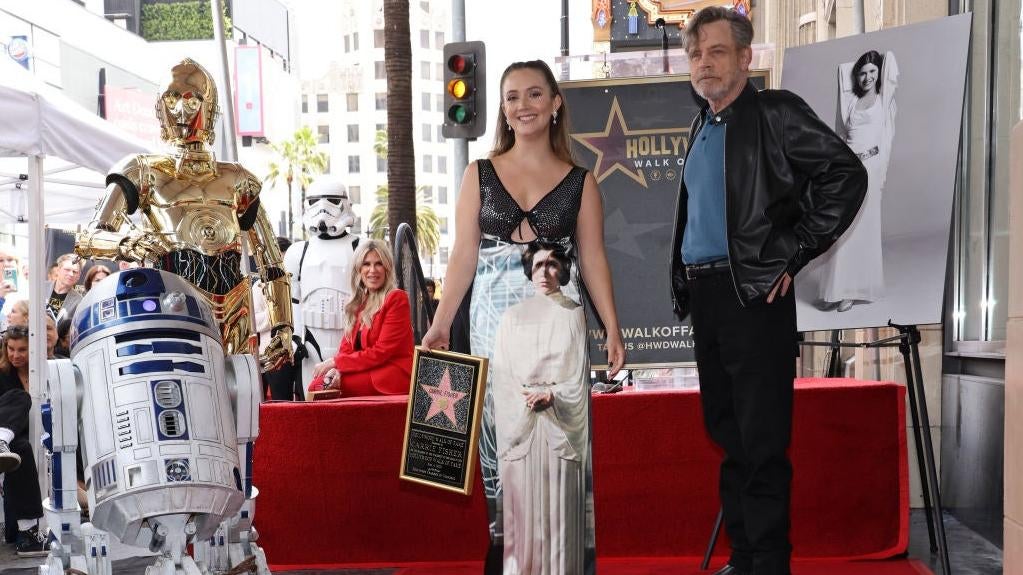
[309,289,414,395]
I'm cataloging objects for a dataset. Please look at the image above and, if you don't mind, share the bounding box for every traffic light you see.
[442,41,486,140]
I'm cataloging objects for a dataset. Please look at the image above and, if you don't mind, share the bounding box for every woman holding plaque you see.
[818,50,898,312]
[422,60,625,574]
[309,240,414,396]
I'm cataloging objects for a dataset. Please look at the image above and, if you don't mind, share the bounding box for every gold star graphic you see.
[571,96,688,188]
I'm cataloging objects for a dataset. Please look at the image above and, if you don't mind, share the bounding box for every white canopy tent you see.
[0,56,155,456]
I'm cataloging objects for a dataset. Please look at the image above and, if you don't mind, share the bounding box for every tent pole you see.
[27,154,50,508]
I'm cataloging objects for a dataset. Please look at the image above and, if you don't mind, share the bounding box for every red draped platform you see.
[254,378,908,569]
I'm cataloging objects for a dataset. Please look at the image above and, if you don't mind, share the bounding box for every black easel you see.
[700,321,951,574]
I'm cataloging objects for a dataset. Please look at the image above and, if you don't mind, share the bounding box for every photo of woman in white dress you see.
[492,241,590,575]
[817,49,898,312]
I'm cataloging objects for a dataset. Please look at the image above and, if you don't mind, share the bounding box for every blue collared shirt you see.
[681,111,728,265]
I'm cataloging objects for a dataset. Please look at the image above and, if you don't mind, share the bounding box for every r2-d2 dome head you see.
[303,178,355,237]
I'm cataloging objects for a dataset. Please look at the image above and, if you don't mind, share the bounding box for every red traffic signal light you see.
[442,41,486,140]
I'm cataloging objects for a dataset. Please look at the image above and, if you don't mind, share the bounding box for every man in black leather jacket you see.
[669,8,867,575]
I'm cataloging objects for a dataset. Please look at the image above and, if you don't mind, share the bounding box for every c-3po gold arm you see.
[77,182,131,260]
[246,206,294,371]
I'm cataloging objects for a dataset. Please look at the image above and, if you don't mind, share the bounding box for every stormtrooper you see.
[40,268,268,575]
[283,178,360,390]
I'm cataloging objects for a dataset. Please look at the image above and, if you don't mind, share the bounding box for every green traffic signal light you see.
[448,104,470,124]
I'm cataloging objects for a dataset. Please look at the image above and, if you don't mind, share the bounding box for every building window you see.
[420,30,430,49]
[317,94,329,113]
[375,61,386,80]
[377,156,387,172]
[348,155,361,173]
[438,156,447,174]
[317,125,330,144]
[422,185,433,202]
[439,217,448,234]
[439,246,449,264]
[347,124,360,143]
[376,93,387,110]
[323,157,331,174]
[349,185,361,204]
[422,123,432,142]
[346,93,358,112]
[352,32,359,50]
[376,123,386,135]
[301,95,308,114]
[344,35,350,52]
[421,92,431,111]
[437,125,445,142]
[374,29,385,48]
[438,186,447,204]
[435,62,443,80]
[434,93,443,112]
[421,60,431,80]
[423,154,432,173]
[420,1,430,13]
[435,31,444,47]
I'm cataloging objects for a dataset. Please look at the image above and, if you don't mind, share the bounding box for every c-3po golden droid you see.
[76,58,292,372]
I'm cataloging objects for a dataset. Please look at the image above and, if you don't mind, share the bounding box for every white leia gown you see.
[818,53,898,307]
[492,292,590,575]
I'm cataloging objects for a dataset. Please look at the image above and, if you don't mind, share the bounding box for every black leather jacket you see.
[670,82,867,320]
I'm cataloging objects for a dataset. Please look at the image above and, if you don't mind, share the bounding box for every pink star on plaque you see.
[423,368,467,425]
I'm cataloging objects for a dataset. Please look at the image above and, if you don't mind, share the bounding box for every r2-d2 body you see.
[41,268,268,575]
[284,178,359,386]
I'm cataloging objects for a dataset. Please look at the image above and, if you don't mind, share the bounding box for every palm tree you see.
[369,185,440,259]
[265,126,329,239]
[384,0,415,245]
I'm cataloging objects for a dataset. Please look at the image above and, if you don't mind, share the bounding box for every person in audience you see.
[0,325,50,556]
[2,299,29,332]
[83,264,113,292]
[46,254,83,320]
[424,278,438,320]
[55,316,72,358]
[308,240,413,396]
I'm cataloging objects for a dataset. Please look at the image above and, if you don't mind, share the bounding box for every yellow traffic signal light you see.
[442,41,486,140]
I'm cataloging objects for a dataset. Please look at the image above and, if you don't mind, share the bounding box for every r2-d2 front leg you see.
[39,359,112,575]
[194,354,269,575]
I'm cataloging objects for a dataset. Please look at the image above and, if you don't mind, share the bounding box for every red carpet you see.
[255,378,907,567]
[272,558,932,574]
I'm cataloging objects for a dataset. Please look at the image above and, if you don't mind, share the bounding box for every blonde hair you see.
[344,239,396,332]
[7,300,29,325]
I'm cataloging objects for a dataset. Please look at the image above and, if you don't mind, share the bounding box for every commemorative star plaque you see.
[400,347,488,494]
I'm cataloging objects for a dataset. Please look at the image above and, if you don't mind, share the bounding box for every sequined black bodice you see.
[477,159,586,242]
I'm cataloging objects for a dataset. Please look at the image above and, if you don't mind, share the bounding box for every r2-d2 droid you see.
[41,268,268,575]
[284,178,360,385]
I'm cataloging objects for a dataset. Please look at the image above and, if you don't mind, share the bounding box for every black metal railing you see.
[393,223,433,343]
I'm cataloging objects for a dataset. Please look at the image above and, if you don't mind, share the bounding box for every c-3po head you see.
[156,58,220,146]
[303,178,356,238]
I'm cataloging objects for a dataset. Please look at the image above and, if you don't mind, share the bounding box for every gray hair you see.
[682,7,754,53]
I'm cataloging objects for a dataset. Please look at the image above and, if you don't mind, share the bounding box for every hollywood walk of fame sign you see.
[562,73,767,367]
[400,347,488,494]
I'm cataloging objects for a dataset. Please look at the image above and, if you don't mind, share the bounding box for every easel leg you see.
[895,324,952,574]
[701,507,724,570]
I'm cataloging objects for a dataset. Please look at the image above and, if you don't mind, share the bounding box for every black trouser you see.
[0,388,43,542]
[688,271,796,575]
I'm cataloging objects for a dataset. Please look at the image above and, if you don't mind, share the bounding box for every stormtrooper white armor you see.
[283,178,360,387]
[40,269,268,575]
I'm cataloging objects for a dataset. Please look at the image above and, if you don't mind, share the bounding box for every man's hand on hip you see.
[766,273,792,304]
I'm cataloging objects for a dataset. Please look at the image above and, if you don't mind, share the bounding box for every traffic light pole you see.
[452,0,468,203]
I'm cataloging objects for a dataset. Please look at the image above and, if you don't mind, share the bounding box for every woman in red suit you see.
[308,240,414,396]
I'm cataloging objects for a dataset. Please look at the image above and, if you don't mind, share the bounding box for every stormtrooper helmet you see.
[303,178,355,237]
